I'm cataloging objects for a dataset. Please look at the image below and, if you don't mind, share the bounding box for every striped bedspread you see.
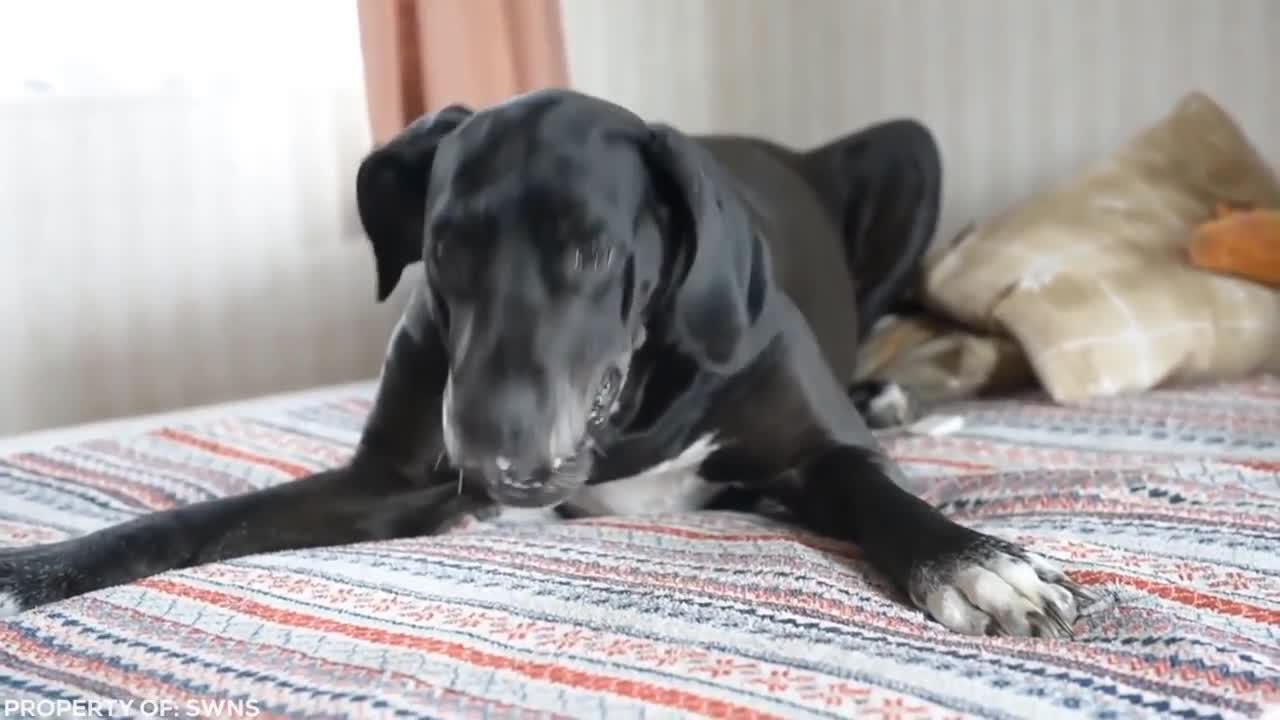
[0,377,1277,719]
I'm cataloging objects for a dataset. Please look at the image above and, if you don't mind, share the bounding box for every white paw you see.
[868,382,912,424]
[913,542,1092,638]
[0,590,21,618]
[852,380,921,428]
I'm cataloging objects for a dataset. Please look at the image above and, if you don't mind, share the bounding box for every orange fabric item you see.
[1188,206,1280,287]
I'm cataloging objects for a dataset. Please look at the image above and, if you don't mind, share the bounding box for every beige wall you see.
[561,0,1280,249]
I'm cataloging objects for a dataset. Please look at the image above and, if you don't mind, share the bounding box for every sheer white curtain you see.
[0,1,407,435]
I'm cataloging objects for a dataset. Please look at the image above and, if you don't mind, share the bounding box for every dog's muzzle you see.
[478,363,627,508]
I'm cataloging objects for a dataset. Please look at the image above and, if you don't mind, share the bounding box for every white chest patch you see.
[566,434,721,517]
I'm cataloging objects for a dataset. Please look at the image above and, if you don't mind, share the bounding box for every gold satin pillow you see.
[923,92,1280,403]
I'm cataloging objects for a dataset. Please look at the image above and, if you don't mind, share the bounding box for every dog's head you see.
[356,89,765,508]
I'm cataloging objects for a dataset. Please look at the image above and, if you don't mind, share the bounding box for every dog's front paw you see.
[0,543,73,617]
[908,535,1093,638]
[848,380,919,428]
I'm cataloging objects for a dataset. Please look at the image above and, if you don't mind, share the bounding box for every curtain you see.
[0,1,400,435]
[356,0,569,146]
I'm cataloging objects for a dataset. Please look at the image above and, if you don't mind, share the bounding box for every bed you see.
[0,376,1276,719]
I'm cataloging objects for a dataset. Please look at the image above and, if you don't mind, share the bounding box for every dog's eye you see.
[619,256,635,321]
[428,237,473,295]
[431,237,460,273]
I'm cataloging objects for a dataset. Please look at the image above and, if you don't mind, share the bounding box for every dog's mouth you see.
[485,363,627,509]
[548,363,623,468]
[587,365,624,427]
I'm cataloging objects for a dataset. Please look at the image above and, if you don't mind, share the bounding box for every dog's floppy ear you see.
[643,124,765,374]
[356,104,473,302]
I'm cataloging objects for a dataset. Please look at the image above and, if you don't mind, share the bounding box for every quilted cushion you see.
[923,92,1280,404]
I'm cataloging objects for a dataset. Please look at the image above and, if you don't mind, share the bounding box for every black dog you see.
[0,90,1090,637]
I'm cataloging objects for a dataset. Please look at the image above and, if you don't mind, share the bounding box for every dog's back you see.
[695,135,863,382]
[693,123,941,386]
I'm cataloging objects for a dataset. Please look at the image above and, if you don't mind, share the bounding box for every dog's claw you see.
[1040,602,1075,638]
[1061,578,1098,605]
[1042,603,1067,636]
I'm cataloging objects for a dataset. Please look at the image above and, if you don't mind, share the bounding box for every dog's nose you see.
[491,383,539,450]
[455,382,544,466]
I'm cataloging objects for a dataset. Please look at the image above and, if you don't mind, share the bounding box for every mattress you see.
[0,376,1276,720]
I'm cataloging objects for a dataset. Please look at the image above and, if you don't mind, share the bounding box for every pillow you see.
[922,92,1280,404]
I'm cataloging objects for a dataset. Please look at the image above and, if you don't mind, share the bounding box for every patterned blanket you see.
[0,377,1276,719]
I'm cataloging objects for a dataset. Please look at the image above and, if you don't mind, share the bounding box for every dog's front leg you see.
[786,444,1094,637]
[0,319,485,616]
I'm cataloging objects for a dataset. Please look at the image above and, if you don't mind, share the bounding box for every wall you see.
[560,0,1280,250]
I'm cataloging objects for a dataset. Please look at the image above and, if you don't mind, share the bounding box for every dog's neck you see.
[585,337,720,484]
[586,222,737,484]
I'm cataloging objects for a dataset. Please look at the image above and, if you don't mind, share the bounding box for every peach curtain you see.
[356,0,569,146]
